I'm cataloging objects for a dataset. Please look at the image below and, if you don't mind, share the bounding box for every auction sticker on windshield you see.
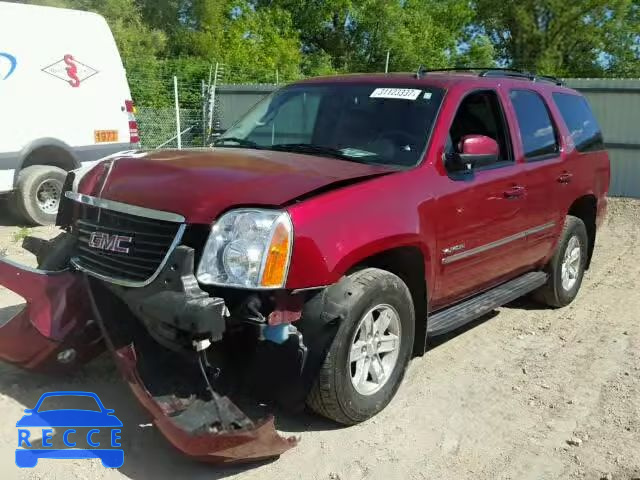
[370,88,422,100]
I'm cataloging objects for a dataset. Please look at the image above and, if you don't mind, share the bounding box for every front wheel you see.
[306,268,415,425]
[534,215,589,308]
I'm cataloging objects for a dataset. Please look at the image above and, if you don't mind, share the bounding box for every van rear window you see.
[552,93,604,153]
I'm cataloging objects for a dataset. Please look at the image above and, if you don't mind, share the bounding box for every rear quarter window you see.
[552,93,604,153]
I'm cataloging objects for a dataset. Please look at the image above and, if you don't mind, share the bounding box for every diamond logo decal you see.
[42,54,98,88]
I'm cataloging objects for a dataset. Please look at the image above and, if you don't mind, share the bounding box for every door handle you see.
[557,172,573,184]
[503,185,526,199]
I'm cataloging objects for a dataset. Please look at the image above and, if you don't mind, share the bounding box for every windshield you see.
[215,83,445,167]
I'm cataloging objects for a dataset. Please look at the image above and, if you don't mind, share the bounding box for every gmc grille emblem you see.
[88,232,133,254]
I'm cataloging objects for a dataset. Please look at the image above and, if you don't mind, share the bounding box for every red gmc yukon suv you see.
[0,69,610,463]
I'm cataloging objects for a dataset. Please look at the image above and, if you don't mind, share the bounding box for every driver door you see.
[432,89,531,308]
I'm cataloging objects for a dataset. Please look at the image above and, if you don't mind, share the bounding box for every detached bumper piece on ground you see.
[0,251,298,464]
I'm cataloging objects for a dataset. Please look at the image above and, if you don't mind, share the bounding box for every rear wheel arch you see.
[20,144,78,173]
[567,194,597,269]
[10,140,79,225]
[15,139,79,185]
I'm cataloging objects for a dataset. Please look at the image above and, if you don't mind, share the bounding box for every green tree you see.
[257,0,483,73]
[473,0,640,76]
[605,0,640,76]
[28,0,166,62]
[170,1,302,83]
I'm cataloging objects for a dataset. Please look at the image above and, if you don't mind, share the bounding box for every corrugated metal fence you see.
[216,79,640,198]
[564,79,640,198]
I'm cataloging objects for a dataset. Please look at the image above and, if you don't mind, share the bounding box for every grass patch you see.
[12,227,31,244]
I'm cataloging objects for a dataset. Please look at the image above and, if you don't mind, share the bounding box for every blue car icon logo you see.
[15,391,123,468]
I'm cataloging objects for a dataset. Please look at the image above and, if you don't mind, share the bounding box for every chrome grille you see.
[69,196,184,287]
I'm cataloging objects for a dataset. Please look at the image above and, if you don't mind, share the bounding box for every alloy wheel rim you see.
[349,304,402,396]
[36,179,63,214]
[561,235,581,291]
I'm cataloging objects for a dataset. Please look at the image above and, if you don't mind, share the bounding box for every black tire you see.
[534,215,589,308]
[306,268,415,425]
[11,165,67,226]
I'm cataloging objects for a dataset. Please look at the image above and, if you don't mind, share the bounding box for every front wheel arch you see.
[344,246,429,357]
[305,268,415,424]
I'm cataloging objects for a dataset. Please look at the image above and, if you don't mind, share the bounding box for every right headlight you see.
[196,209,293,289]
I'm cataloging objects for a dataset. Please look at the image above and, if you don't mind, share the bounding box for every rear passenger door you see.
[507,89,566,267]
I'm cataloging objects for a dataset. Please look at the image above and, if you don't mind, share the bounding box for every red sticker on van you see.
[42,55,98,87]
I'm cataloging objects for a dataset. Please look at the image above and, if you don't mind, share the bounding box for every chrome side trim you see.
[71,224,187,288]
[526,222,557,236]
[65,191,185,223]
[442,222,556,265]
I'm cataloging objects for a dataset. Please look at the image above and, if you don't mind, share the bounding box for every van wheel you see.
[12,165,67,225]
[534,215,588,308]
[306,268,415,425]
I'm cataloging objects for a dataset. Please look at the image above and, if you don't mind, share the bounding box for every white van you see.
[0,2,138,224]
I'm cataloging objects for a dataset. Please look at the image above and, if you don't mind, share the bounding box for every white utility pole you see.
[173,75,182,149]
[208,62,220,136]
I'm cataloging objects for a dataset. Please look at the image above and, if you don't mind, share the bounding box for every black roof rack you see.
[415,67,564,86]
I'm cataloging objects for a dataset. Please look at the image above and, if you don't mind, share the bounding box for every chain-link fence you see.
[126,66,208,149]
[130,62,268,150]
[137,107,206,149]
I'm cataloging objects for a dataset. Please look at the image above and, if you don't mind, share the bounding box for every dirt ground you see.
[0,198,638,480]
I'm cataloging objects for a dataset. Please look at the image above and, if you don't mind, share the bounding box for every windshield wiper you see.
[213,137,262,149]
[269,143,368,163]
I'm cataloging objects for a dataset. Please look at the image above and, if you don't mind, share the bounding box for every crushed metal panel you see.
[0,259,102,370]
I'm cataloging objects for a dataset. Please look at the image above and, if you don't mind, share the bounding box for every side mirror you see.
[453,135,499,170]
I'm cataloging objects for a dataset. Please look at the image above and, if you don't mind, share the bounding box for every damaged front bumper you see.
[0,243,298,464]
[110,344,297,463]
[0,258,102,369]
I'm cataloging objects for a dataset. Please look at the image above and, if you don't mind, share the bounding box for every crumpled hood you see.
[96,149,394,223]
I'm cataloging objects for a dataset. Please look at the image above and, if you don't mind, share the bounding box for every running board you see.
[427,272,548,337]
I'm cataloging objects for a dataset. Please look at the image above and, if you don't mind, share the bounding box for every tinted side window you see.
[553,93,604,152]
[510,90,559,159]
[446,90,512,171]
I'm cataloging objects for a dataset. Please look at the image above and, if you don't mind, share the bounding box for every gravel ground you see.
[0,198,638,480]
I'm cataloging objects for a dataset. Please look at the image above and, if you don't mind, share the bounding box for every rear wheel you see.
[534,215,588,308]
[12,165,67,226]
[306,268,415,425]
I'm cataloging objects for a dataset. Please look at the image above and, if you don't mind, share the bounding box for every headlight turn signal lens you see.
[261,220,292,288]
